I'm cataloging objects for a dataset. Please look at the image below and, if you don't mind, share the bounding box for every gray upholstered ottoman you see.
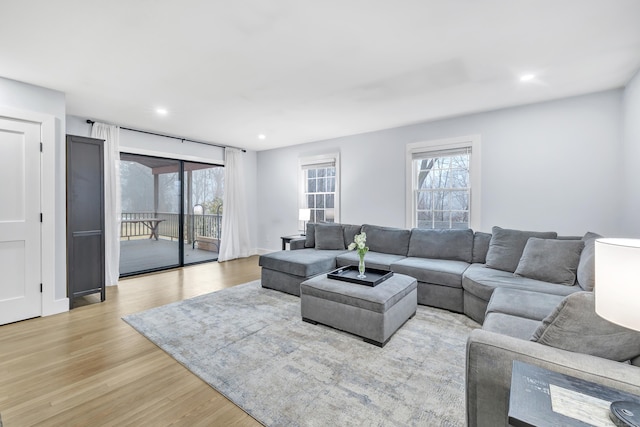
[300,273,417,347]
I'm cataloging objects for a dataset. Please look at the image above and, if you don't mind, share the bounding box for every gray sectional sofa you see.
[259,223,591,323]
[259,223,640,426]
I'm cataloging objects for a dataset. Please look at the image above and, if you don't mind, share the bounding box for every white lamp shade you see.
[595,238,640,331]
[298,208,311,221]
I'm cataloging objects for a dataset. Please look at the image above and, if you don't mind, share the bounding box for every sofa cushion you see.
[259,248,346,277]
[407,228,474,263]
[336,251,406,271]
[482,312,541,340]
[472,232,492,264]
[342,224,362,249]
[391,257,469,288]
[531,292,640,362]
[462,264,579,303]
[362,224,410,256]
[485,226,558,273]
[514,238,584,285]
[576,231,602,291]
[304,223,316,248]
[315,223,346,250]
[486,288,566,321]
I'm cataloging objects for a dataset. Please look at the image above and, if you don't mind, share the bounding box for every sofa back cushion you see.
[305,223,316,248]
[472,232,492,264]
[307,223,362,249]
[314,223,346,250]
[362,224,410,256]
[341,224,362,249]
[408,228,473,262]
[576,231,602,291]
[531,292,640,362]
[514,238,584,285]
[485,226,557,273]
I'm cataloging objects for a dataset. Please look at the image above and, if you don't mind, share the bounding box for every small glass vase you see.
[357,253,366,278]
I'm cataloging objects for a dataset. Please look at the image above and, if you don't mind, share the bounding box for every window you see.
[406,136,480,230]
[300,153,340,225]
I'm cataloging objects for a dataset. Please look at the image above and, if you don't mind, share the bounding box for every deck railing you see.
[120,211,222,242]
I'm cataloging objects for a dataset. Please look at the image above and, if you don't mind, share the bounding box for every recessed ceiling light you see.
[258,134,266,140]
[520,74,535,82]
[156,108,168,115]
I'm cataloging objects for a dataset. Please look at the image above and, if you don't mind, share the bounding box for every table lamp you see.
[595,238,640,427]
[299,208,311,235]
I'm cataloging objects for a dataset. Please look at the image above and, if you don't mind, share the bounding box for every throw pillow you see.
[485,226,558,273]
[531,292,640,362]
[407,228,474,262]
[304,223,316,248]
[314,224,345,250]
[576,231,602,291]
[514,238,584,285]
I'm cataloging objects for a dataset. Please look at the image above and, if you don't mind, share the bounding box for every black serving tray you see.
[327,265,394,287]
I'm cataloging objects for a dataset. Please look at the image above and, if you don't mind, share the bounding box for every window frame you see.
[405,135,481,230]
[299,152,340,226]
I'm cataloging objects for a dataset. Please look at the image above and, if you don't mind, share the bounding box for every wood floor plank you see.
[0,256,263,426]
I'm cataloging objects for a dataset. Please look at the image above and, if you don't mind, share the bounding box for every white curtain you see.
[91,122,121,286]
[218,148,251,262]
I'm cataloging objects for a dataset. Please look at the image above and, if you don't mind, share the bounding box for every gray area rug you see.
[123,281,479,426]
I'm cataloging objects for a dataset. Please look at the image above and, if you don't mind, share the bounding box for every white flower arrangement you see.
[348,232,369,257]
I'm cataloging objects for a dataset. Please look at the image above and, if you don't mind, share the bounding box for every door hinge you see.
[40,283,43,293]
[40,213,43,222]
[40,142,43,152]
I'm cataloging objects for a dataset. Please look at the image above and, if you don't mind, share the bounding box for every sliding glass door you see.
[119,154,223,276]
[183,162,224,265]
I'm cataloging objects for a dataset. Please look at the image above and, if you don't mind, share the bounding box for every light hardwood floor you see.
[0,256,263,427]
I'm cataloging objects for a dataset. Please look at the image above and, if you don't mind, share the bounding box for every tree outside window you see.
[407,136,480,230]
[415,149,470,229]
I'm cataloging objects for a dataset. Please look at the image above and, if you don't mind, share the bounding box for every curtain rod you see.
[86,120,246,152]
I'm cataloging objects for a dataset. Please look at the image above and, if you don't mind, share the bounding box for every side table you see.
[508,360,640,426]
[280,234,304,250]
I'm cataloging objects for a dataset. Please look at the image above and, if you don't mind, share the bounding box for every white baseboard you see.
[42,298,69,316]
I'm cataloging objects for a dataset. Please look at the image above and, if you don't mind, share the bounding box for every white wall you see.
[257,90,624,252]
[65,114,91,137]
[622,71,640,237]
[66,114,259,253]
[0,77,67,308]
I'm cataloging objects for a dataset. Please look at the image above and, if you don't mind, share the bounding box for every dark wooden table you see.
[122,218,165,240]
[508,361,640,426]
[280,234,304,250]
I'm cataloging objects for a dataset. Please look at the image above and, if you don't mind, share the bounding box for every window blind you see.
[412,146,471,161]
[301,158,336,170]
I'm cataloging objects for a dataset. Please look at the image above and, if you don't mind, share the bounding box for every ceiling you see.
[1,1,639,151]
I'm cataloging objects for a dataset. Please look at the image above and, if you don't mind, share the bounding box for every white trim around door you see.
[0,106,68,318]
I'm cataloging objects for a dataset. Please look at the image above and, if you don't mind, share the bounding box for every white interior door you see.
[0,117,41,325]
